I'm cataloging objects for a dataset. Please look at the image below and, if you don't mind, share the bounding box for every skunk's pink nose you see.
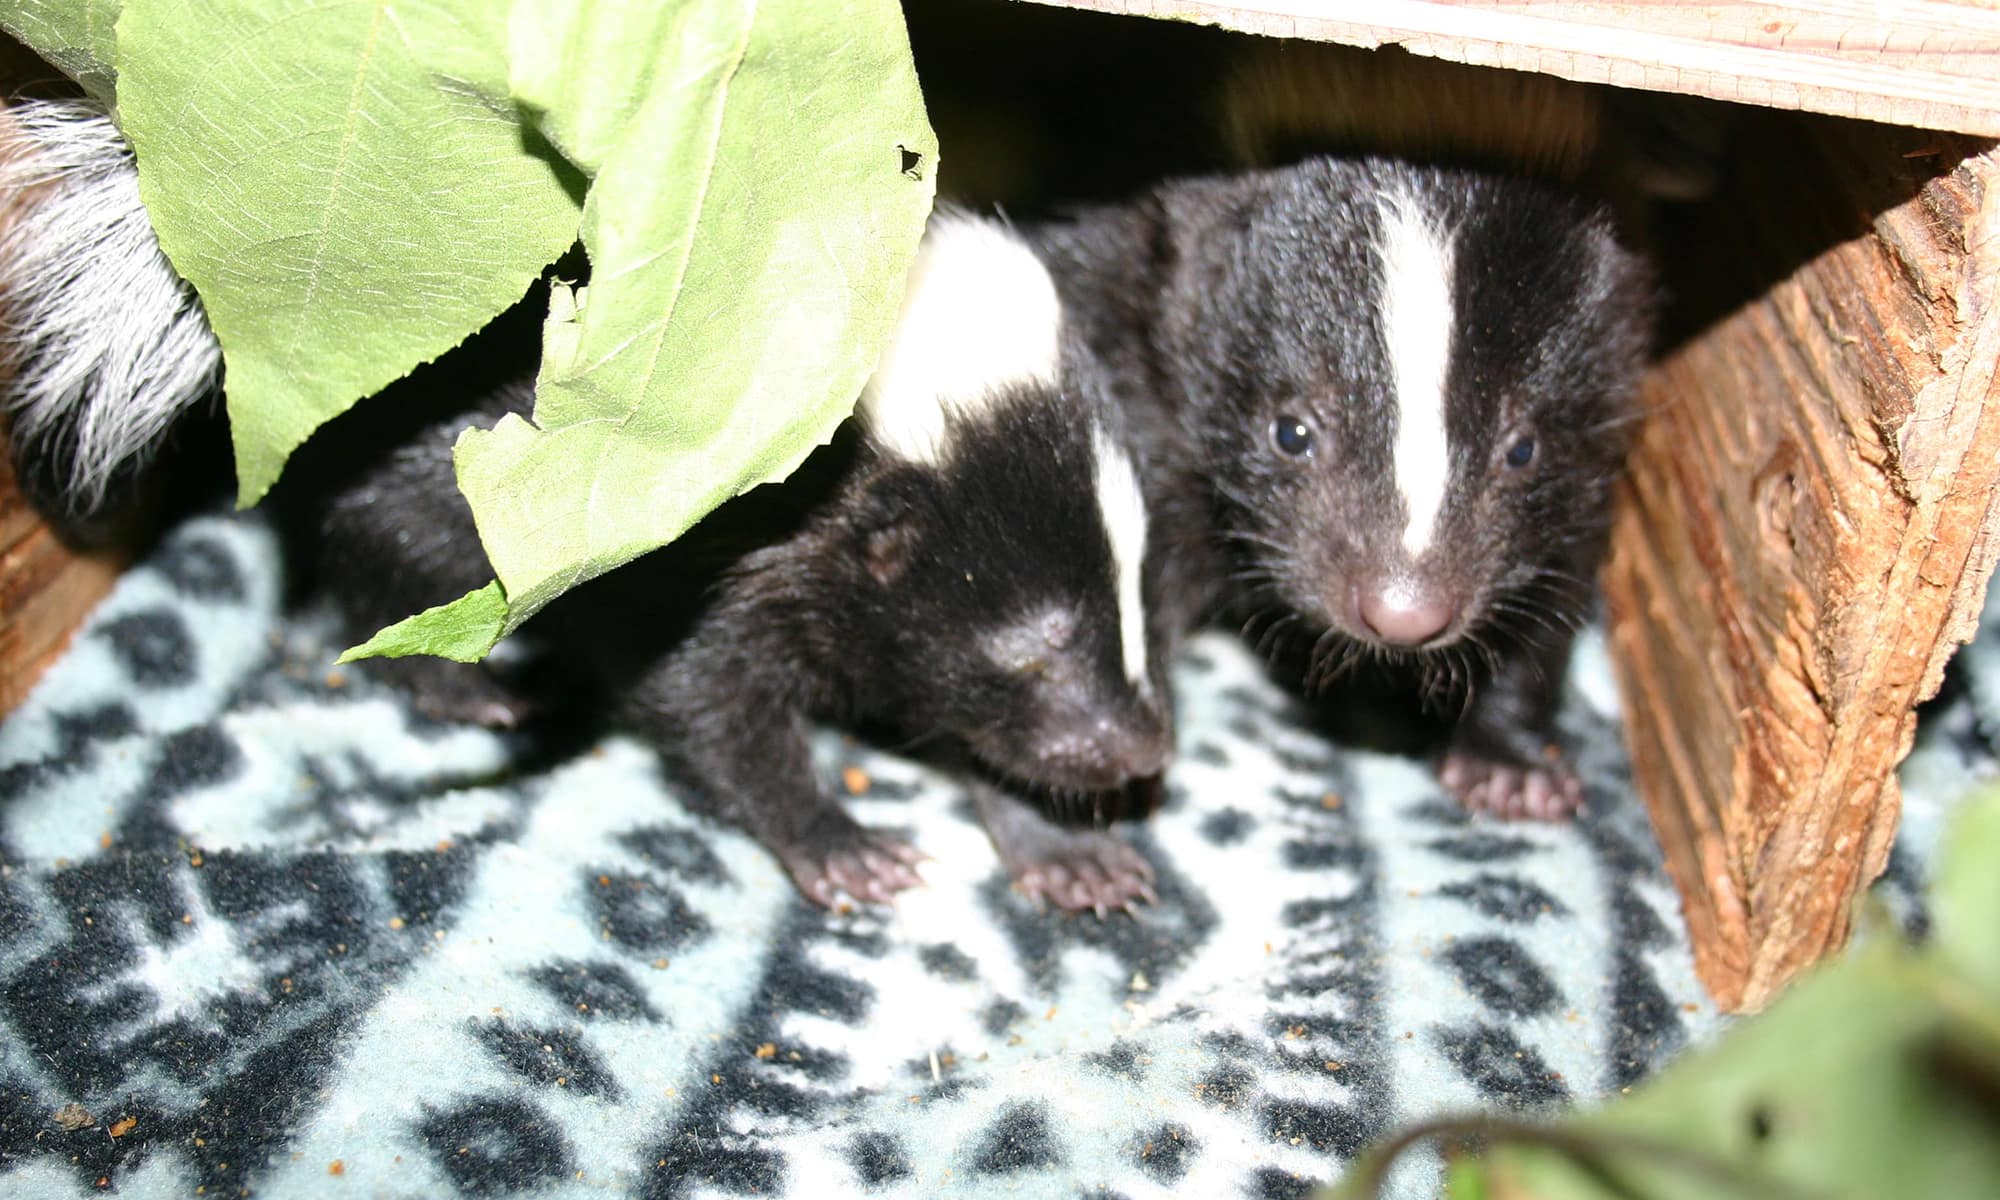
[1355,580,1457,646]
[1086,706,1170,782]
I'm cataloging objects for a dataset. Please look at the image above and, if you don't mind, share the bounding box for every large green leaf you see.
[114,0,581,506]
[0,0,120,101]
[374,0,936,658]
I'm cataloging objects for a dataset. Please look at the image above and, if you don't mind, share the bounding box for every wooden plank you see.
[0,450,120,716]
[1601,118,2000,1012]
[1020,0,2000,136]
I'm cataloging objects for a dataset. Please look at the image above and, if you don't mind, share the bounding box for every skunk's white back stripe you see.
[0,98,219,515]
[1092,424,1151,689]
[858,212,1061,464]
[1376,194,1456,558]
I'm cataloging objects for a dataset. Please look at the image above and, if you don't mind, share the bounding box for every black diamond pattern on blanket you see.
[0,509,1993,1198]
[419,1095,576,1193]
[0,844,483,1194]
[95,610,199,688]
[1433,1023,1571,1106]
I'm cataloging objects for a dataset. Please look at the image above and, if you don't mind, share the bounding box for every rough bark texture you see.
[1022,0,2000,137]
[1603,118,2000,1012]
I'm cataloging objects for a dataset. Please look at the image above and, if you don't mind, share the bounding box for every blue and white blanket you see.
[0,511,1986,1198]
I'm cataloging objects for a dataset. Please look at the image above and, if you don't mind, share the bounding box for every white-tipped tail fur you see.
[858,210,1061,465]
[0,97,219,518]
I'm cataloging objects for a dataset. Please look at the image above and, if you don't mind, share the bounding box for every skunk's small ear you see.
[857,492,918,586]
[865,519,917,587]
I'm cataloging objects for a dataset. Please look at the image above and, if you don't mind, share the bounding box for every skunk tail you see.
[0,96,220,528]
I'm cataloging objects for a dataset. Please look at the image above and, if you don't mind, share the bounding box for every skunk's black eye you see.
[1504,436,1536,469]
[1272,416,1313,457]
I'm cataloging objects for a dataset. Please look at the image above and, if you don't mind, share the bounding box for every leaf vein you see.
[621,0,758,430]
[286,0,391,365]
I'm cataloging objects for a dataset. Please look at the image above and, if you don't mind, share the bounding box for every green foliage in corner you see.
[0,0,936,662]
[1330,787,2000,1200]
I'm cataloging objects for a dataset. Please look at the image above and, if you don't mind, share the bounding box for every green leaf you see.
[0,0,121,101]
[338,581,509,664]
[1329,793,2000,1200]
[1934,786,2000,997]
[1528,944,2000,1200]
[115,0,581,506]
[385,0,936,648]
[1440,1156,1489,1200]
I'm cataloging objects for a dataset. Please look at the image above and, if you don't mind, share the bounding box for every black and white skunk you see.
[306,211,1175,911]
[1034,42,1655,820]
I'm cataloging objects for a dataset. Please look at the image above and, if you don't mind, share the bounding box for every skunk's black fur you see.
[284,219,1175,913]
[1035,98,1654,820]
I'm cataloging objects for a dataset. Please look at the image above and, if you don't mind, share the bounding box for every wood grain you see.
[1602,119,2000,1012]
[1021,0,2000,136]
[0,450,120,716]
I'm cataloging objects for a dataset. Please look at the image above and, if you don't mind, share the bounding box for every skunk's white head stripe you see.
[1092,424,1151,690]
[858,212,1061,464]
[1376,194,1457,558]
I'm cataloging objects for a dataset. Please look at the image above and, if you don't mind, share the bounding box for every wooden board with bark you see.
[1603,117,2000,1011]
[0,451,120,717]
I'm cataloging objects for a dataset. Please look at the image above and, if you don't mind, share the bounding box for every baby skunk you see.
[313,214,1180,914]
[1033,45,1653,820]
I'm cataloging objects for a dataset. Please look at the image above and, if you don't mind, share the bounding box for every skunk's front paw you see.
[778,825,925,909]
[1008,830,1158,917]
[1439,748,1583,820]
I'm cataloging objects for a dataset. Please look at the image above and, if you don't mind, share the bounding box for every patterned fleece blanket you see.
[0,511,1987,1199]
